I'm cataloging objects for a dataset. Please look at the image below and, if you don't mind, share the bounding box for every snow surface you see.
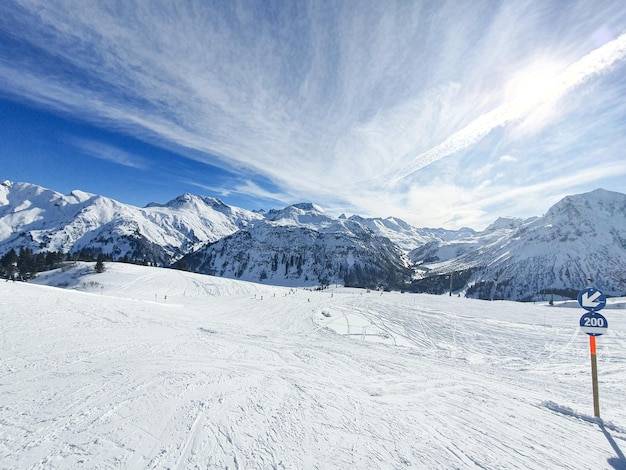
[2,263,626,469]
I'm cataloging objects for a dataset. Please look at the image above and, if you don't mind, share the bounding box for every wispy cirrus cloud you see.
[386,30,626,185]
[187,178,290,206]
[1,1,626,228]
[69,138,148,169]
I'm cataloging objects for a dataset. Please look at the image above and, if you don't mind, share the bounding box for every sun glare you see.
[504,62,565,117]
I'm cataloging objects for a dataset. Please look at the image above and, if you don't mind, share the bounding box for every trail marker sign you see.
[579,312,608,336]
[577,287,608,418]
[577,288,606,312]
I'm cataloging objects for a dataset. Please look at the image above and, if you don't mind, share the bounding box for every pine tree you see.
[95,254,105,273]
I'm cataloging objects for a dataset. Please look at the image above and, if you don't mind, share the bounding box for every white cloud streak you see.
[69,138,148,169]
[188,179,290,205]
[387,30,626,184]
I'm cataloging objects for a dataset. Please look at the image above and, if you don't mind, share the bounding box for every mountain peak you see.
[153,193,229,211]
[291,202,324,213]
[263,203,333,229]
[266,203,324,218]
[68,189,95,203]
[484,216,524,232]
[545,188,626,221]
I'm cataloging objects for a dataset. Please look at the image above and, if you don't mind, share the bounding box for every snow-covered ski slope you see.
[2,263,626,469]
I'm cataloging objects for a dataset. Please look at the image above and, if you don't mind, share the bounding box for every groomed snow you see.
[2,263,625,468]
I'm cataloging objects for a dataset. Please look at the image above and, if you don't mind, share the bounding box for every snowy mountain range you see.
[1,180,625,299]
[181,208,413,288]
[0,181,261,264]
[410,189,626,300]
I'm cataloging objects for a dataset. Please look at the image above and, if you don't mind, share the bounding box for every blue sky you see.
[1,1,626,229]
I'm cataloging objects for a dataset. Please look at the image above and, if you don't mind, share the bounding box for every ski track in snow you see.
[1,262,626,469]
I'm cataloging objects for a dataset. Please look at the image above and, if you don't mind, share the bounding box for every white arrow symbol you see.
[581,290,603,308]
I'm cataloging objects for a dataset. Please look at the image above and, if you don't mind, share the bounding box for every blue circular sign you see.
[579,312,608,336]
[577,288,606,312]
